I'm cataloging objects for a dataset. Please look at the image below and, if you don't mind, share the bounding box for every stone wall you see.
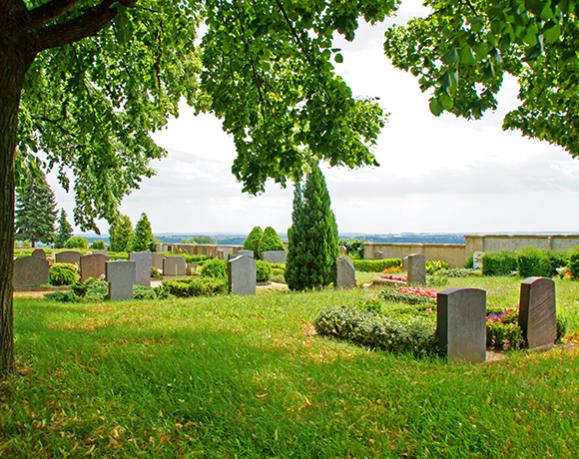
[364,243,466,268]
[155,243,243,258]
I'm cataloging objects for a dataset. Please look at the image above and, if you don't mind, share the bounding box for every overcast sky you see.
[48,0,579,235]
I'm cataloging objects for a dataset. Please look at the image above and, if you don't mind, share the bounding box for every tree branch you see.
[33,0,136,52]
[28,0,79,28]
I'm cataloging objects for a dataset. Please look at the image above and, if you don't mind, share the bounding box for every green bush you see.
[426,260,450,274]
[163,278,226,298]
[49,263,79,286]
[183,254,213,265]
[353,259,402,273]
[339,239,365,259]
[314,307,438,357]
[517,248,554,278]
[90,240,107,250]
[569,250,579,279]
[258,226,285,258]
[482,251,518,276]
[64,236,90,250]
[464,254,474,269]
[243,226,263,258]
[439,268,472,278]
[380,289,436,306]
[486,322,525,351]
[256,260,273,283]
[200,259,227,280]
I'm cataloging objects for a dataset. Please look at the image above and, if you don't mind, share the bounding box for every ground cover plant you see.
[1,276,577,457]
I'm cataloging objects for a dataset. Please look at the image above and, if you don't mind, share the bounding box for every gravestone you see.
[407,253,426,285]
[402,256,408,272]
[163,256,186,276]
[92,250,108,256]
[129,252,153,286]
[106,261,136,300]
[228,255,256,295]
[13,257,49,290]
[473,251,484,270]
[437,288,486,363]
[239,250,254,258]
[55,250,81,265]
[518,277,557,349]
[262,250,286,264]
[152,253,165,271]
[80,253,108,281]
[336,256,356,289]
[32,249,46,260]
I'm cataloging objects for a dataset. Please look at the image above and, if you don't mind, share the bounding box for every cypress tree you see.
[257,226,285,258]
[131,213,154,252]
[286,165,339,290]
[109,214,134,252]
[14,175,57,247]
[243,226,263,258]
[54,209,73,248]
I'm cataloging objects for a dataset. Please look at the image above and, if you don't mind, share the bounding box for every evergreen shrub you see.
[49,263,80,286]
[353,259,402,272]
[256,260,273,282]
[200,259,227,279]
[64,236,90,250]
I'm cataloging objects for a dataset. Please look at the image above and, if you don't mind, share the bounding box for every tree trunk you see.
[0,49,26,377]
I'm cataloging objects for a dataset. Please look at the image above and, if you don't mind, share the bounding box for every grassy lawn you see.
[1,277,578,457]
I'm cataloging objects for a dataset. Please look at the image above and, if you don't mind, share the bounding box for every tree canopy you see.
[54,208,73,248]
[384,0,578,155]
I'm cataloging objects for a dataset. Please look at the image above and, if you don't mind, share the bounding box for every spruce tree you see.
[109,214,134,253]
[14,175,57,247]
[258,226,285,258]
[54,209,73,248]
[131,213,154,252]
[286,165,339,290]
[243,226,263,258]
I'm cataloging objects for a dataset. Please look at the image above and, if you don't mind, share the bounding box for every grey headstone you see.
[163,256,186,277]
[518,277,557,349]
[55,251,82,265]
[407,253,426,285]
[437,288,486,363]
[80,253,108,281]
[31,249,46,260]
[262,250,287,264]
[228,255,256,295]
[152,253,165,271]
[239,250,254,258]
[473,251,484,270]
[92,250,108,256]
[106,261,136,300]
[13,257,49,290]
[129,252,153,286]
[336,256,356,289]
[402,256,409,272]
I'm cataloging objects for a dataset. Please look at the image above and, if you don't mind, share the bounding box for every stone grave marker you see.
[13,257,49,290]
[228,255,256,295]
[32,249,46,260]
[336,256,356,289]
[106,261,136,300]
[129,252,153,286]
[518,277,557,349]
[402,256,409,272]
[437,288,486,363]
[407,253,426,285]
[152,253,165,271]
[55,250,81,265]
[163,256,186,277]
[239,250,254,258]
[80,253,108,281]
[473,251,484,270]
[262,250,286,264]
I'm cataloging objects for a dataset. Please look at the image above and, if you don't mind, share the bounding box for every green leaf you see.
[429,98,443,116]
[334,53,344,63]
[543,23,561,43]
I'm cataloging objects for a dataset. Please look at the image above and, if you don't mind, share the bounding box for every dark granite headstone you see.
[13,257,49,290]
[80,253,108,281]
[55,251,82,265]
[32,249,46,260]
[437,288,486,363]
[518,277,557,349]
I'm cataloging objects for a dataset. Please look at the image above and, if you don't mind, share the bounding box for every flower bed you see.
[380,286,437,305]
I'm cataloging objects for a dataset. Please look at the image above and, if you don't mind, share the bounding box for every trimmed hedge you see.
[483,248,573,277]
[200,259,227,280]
[256,260,273,283]
[163,278,226,297]
[314,307,438,356]
[353,259,402,273]
[570,250,579,279]
[517,248,553,277]
[482,251,518,276]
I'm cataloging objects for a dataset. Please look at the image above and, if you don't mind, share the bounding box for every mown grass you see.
[1,277,578,457]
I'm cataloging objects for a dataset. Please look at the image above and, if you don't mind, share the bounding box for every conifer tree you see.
[109,215,134,253]
[258,226,285,258]
[130,213,154,252]
[286,165,339,290]
[243,226,263,258]
[54,209,73,249]
[14,175,57,248]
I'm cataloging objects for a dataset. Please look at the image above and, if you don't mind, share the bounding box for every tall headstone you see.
[31,249,46,260]
[407,253,426,285]
[80,253,108,281]
[518,277,557,349]
[437,288,486,363]
[262,250,287,264]
[129,252,153,286]
[13,257,49,290]
[163,256,186,277]
[473,251,484,270]
[336,256,356,289]
[106,261,136,300]
[402,256,409,272]
[228,255,256,295]
[55,251,82,265]
[152,253,166,271]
